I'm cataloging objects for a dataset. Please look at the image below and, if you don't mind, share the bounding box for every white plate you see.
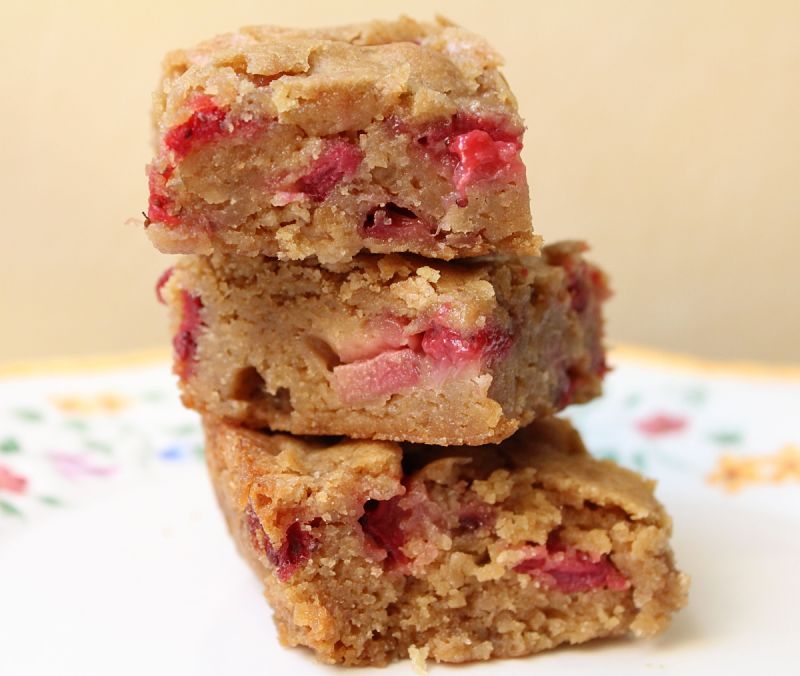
[1,356,799,674]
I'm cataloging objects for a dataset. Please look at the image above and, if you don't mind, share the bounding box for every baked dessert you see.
[160,241,609,445]
[145,16,537,263]
[204,416,689,666]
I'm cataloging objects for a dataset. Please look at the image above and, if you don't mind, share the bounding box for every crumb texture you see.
[145,17,537,262]
[165,242,609,445]
[205,417,689,666]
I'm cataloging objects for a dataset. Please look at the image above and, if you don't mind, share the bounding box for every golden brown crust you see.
[154,16,516,135]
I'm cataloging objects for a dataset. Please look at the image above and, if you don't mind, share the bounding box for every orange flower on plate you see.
[708,445,800,492]
[771,445,800,482]
[50,393,130,414]
[707,455,764,493]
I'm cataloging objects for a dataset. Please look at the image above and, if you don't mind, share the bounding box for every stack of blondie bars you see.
[143,17,687,667]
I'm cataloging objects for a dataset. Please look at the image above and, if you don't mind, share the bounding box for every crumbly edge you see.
[165,242,605,445]
[204,417,689,665]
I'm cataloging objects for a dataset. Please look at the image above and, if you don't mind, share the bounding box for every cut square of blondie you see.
[205,416,688,666]
[162,241,609,445]
[145,16,537,263]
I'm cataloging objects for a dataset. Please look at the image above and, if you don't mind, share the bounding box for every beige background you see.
[1,0,798,364]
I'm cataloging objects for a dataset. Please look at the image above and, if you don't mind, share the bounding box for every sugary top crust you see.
[154,16,520,141]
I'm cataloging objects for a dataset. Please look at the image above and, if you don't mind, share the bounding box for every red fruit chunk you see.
[245,503,264,551]
[334,316,413,364]
[147,166,180,226]
[400,113,524,205]
[332,349,422,405]
[360,203,435,242]
[408,112,522,147]
[173,291,204,380]
[457,503,496,532]
[155,267,174,305]
[295,139,363,201]
[515,537,629,593]
[359,495,410,566]
[421,325,479,363]
[566,261,611,314]
[449,130,523,204]
[244,504,315,582]
[163,103,228,160]
[451,113,523,143]
[421,324,512,366]
[556,367,582,408]
[270,522,316,582]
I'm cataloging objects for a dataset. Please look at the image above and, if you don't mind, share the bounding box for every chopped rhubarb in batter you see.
[449,130,524,204]
[407,112,522,148]
[157,96,267,171]
[331,318,512,404]
[359,496,410,565]
[163,97,233,160]
[245,504,315,582]
[360,203,436,242]
[421,324,513,366]
[397,113,524,205]
[155,267,174,304]
[514,536,629,593]
[556,367,583,409]
[457,503,496,532]
[332,349,422,405]
[567,262,611,314]
[147,166,180,226]
[333,316,415,364]
[173,291,204,380]
[270,522,316,582]
[295,139,363,201]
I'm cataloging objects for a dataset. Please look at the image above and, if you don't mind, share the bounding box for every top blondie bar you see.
[145,17,538,263]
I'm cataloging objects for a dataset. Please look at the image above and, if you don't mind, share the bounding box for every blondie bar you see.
[161,242,608,445]
[145,17,537,263]
[205,416,688,666]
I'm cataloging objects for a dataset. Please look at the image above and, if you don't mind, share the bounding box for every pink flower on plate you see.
[636,413,688,437]
[0,464,28,494]
[48,452,116,480]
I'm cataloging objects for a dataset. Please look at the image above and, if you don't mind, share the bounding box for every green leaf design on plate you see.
[85,440,113,454]
[684,387,707,405]
[13,408,43,422]
[596,448,619,463]
[169,423,199,437]
[0,500,23,517]
[193,444,205,459]
[0,438,21,453]
[623,394,642,408]
[631,451,647,471]
[63,419,89,432]
[140,390,167,403]
[39,495,64,507]
[710,430,743,445]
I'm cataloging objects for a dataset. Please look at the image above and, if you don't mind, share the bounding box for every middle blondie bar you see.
[162,241,608,445]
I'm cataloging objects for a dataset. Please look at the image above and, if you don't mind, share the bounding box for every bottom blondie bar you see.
[205,417,688,666]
